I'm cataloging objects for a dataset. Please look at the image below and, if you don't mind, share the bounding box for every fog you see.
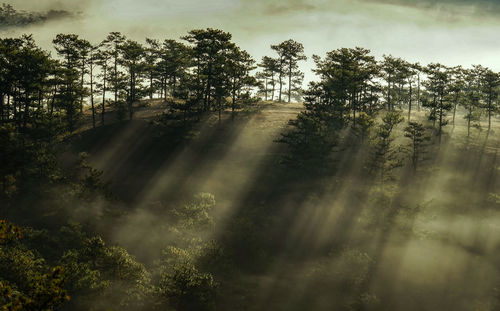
[4,0,500,84]
[70,102,499,310]
[1,1,500,310]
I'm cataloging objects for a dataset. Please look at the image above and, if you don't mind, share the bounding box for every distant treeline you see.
[0,3,73,28]
[0,29,498,133]
[0,29,308,134]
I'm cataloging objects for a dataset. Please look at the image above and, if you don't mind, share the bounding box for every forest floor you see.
[76,99,303,205]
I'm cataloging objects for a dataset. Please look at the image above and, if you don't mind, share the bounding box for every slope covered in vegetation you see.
[0,27,499,310]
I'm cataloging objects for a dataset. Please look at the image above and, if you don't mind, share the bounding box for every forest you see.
[0,26,499,311]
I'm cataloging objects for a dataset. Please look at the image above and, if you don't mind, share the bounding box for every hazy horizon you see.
[2,0,500,83]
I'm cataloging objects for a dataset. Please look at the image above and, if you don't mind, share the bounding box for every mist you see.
[0,1,499,310]
[3,0,500,84]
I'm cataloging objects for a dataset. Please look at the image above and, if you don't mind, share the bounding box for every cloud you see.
[263,0,317,15]
[4,0,98,12]
[0,3,77,29]
[358,0,500,16]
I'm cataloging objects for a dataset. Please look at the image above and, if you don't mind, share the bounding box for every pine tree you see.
[182,28,235,117]
[481,69,499,131]
[404,121,429,172]
[226,46,256,118]
[53,34,86,131]
[257,56,279,101]
[101,32,126,109]
[463,66,483,137]
[423,63,452,143]
[369,111,404,182]
[118,40,145,120]
[145,38,160,100]
[95,47,111,125]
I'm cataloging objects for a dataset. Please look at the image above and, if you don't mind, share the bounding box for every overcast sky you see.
[2,0,500,82]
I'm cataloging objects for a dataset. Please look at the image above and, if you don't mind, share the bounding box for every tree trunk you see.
[264,77,268,101]
[488,91,492,131]
[271,73,275,101]
[352,90,356,128]
[80,60,85,113]
[467,90,473,137]
[204,64,212,111]
[408,81,412,121]
[432,94,437,128]
[149,72,153,99]
[129,68,134,120]
[164,77,168,100]
[159,77,163,99]
[438,95,443,144]
[114,54,118,105]
[452,92,458,127]
[488,105,492,130]
[417,73,420,111]
[37,90,43,112]
[102,65,107,126]
[49,86,56,121]
[172,74,177,98]
[278,58,283,102]
[399,81,403,109]
[467,103,472,137]
[387,73,391,111]
[288,58,292,103]
[232,77,236,120]
[90,62,95,128]
[22,95,29,132]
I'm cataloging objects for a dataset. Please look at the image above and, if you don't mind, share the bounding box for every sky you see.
[2,0,500,83]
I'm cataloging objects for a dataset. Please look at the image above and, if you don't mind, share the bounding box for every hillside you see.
[1,27,500,311]
[67,100,500,310]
